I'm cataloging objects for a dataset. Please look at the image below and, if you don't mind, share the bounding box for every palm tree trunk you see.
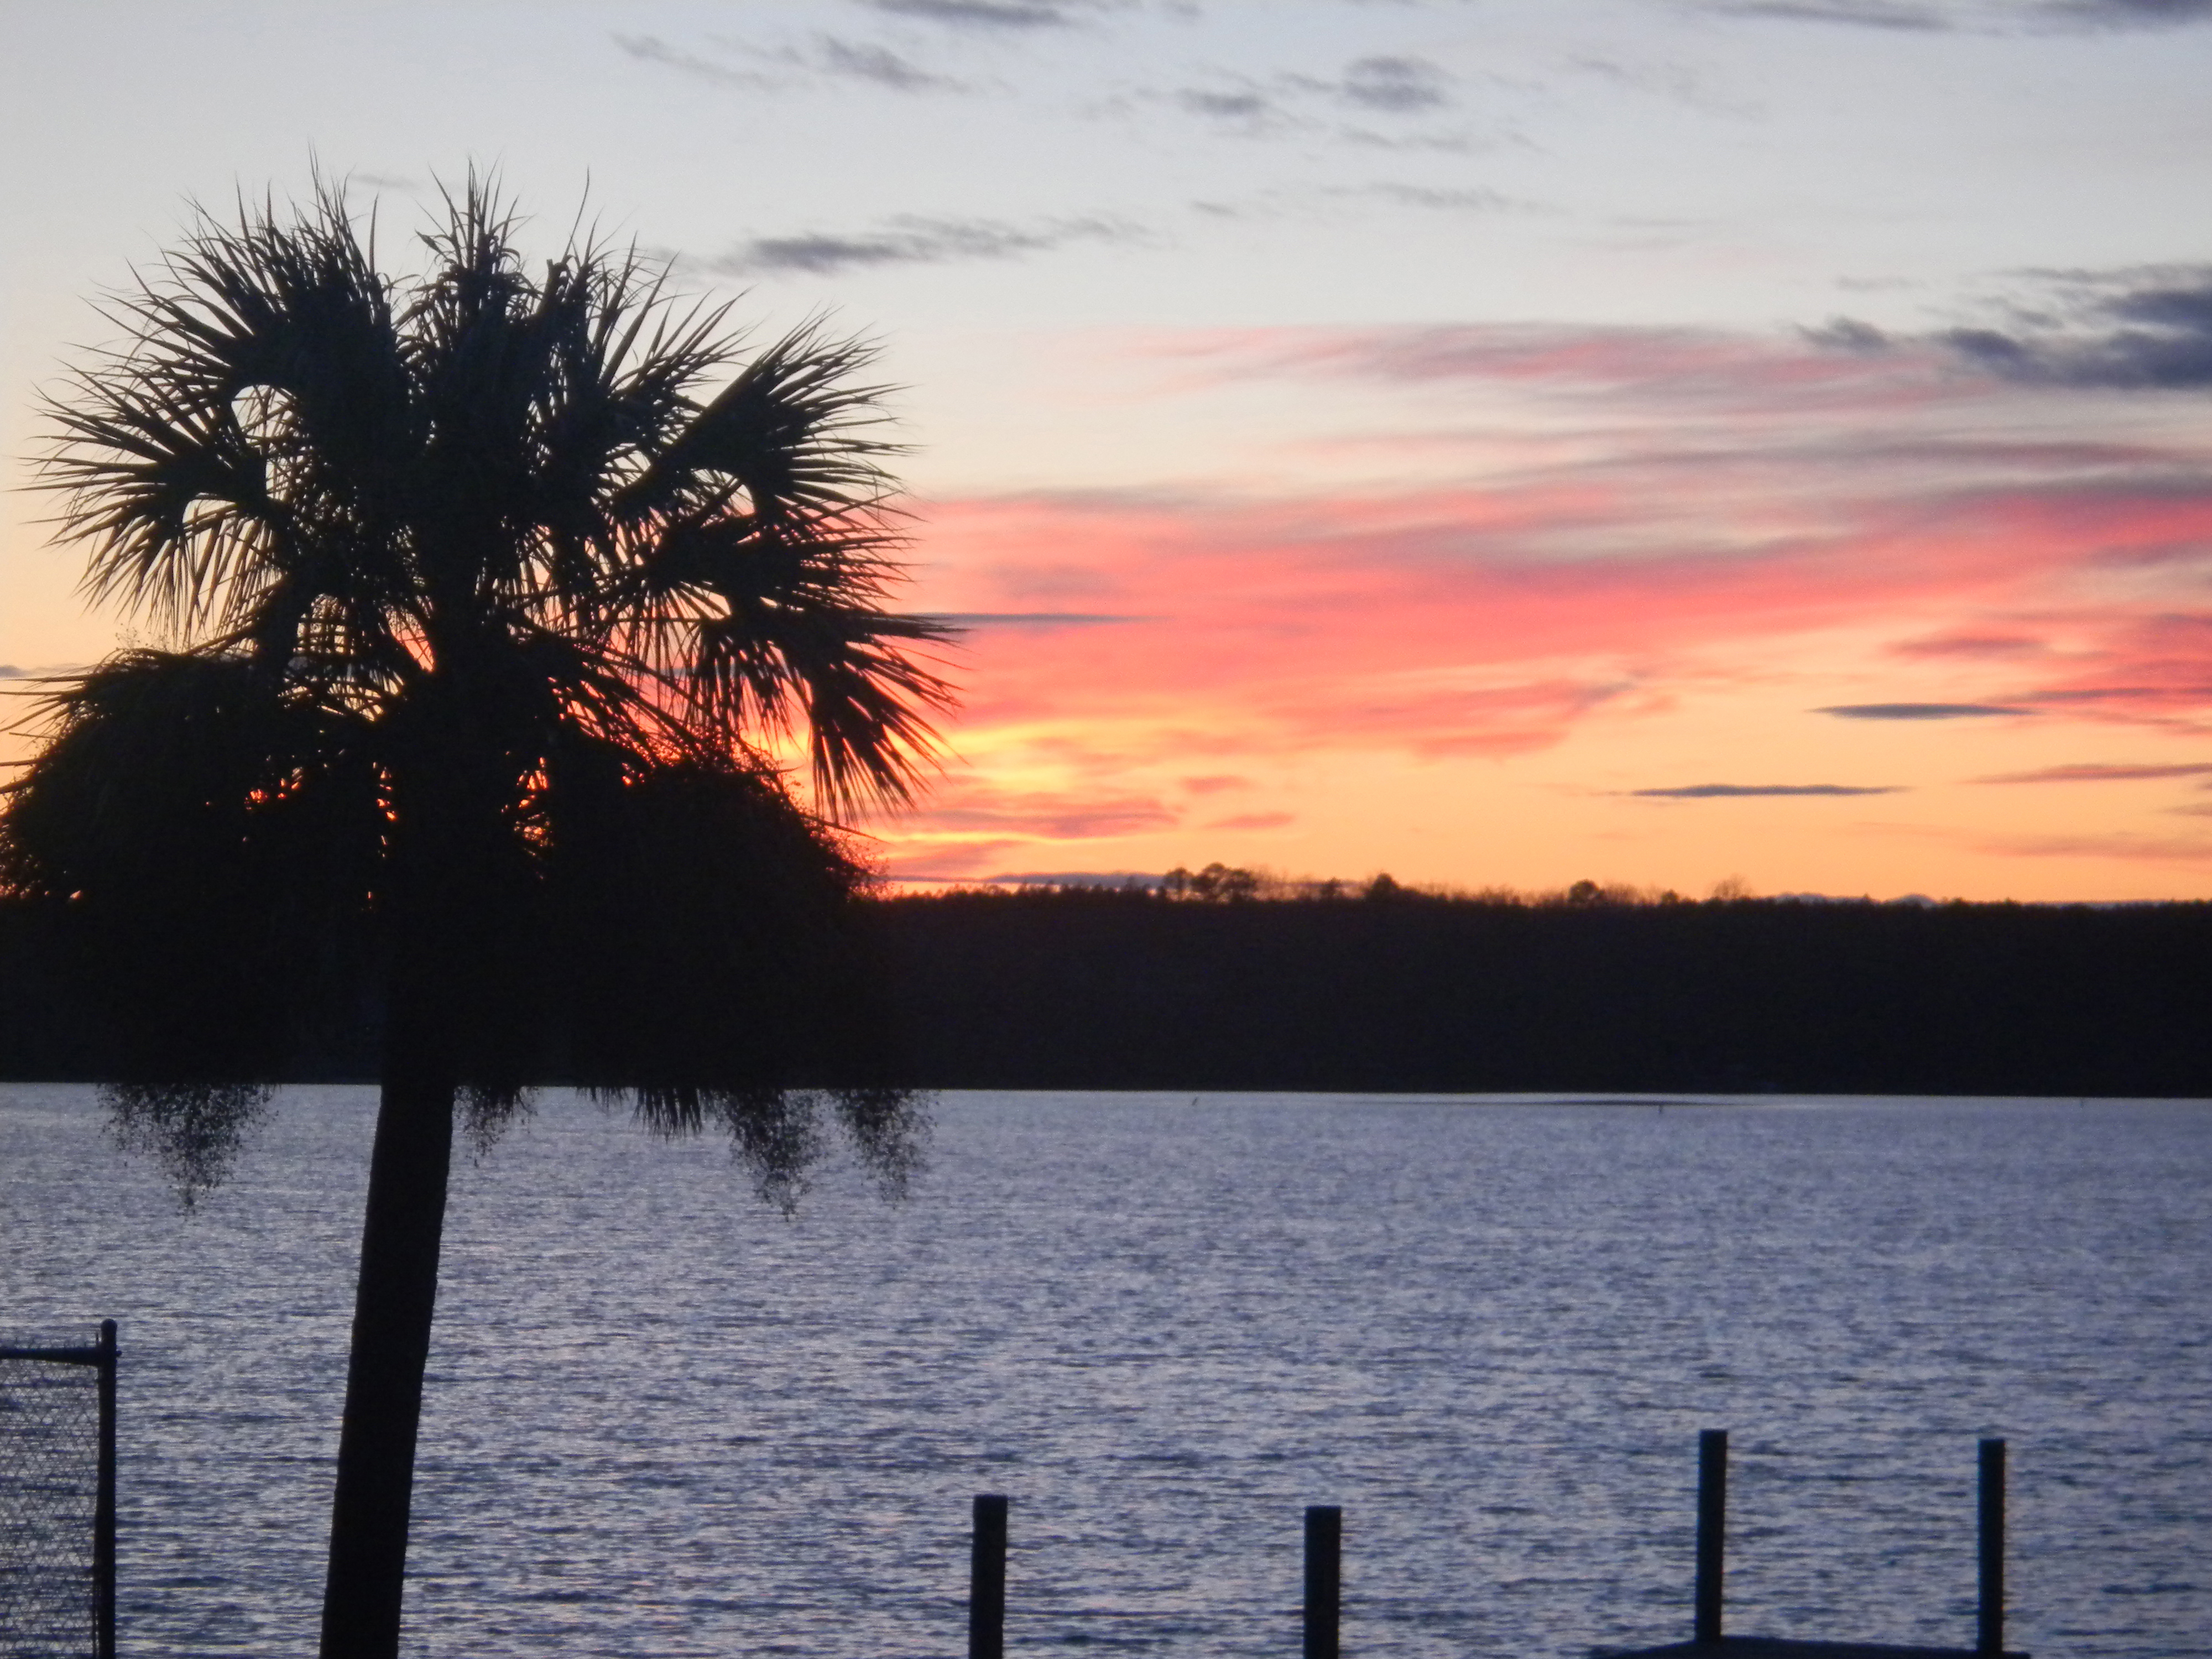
[319,1045,455,1659]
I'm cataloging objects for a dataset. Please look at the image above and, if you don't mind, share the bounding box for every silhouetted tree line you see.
[8,883,2209,1095]
[868,885,2212,1095]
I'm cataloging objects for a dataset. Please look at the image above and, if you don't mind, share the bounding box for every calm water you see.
[2,1087,2208,1659]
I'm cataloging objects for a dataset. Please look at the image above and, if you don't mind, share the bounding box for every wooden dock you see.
[1596,1431,2027,1659]
[1599,1641,2011,1658]
[958,1431,2029,1657]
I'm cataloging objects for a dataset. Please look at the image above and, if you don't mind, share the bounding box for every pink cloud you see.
[1149,322,1960,414]
[1261,674,1641,758]
[881,838,1030,880]
[2002,612,2212,719]
[1207,811,1296,830]
[1975,832,2212,863]
[1891,632,2051,659]
[915,463,2212,757]
[899,779,1180,841]
[1976,763,2212,784]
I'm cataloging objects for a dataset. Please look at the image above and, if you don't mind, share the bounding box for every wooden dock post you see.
[1304,1504,1342,1659]
[1978,1439,2006,1657]
[1694,1430,1727,1645]
[970,1494,1008,1659]
[93,1318,117,1659]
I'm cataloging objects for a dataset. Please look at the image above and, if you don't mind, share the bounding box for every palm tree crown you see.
[41,178,948,805]
[13,178,953,1102]
[7,179,953,1659]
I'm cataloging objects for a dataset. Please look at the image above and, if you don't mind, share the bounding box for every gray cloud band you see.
[1813,270,2212,390]
[1632,783,1901,797]
[703,215,1135,276]
[1701,0,2212,31]
[1816,703,2030,719]
[860,0,1085,27]
[926,613,1144,629]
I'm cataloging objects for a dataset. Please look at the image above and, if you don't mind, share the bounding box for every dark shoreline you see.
[6,890,2210,1095]
[870,890,2212,1097]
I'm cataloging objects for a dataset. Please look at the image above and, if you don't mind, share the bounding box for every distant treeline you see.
[872,884,2212,1095]
[5,884,2209,1095]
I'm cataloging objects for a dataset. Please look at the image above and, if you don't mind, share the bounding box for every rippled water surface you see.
[3,1088,2208,1658]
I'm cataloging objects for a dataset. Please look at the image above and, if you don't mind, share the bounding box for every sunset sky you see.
[5,1,2211,898]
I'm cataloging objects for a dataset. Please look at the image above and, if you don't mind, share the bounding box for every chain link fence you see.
[0,1322,116,1659]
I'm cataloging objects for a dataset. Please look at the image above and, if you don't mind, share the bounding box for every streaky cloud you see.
[1805,266,2212,390]
[1338,56,1452,113]
[1888,631,2047,659]
[1566,52,1762,118]
[1207,811,1297,830]
[1217,300,2212,402]
[1167,319,1942,408]
[1632,782,1901,797]
[1943,321,2212,390]
[1700,0,2212,28]
[1177,87,1279,121]
[1817,702,2031,719]
[2042,0,2212,28]
[704,214,1135,275]
[1976,830,2212,862]
[807,36,966,91]
[1802,317,1893,353]
[1701,1,1951,28]
[1976,762,2212,783]
[1187,181,1540,227]
[612,33,774,87]
[976,870,1165,888]
[1159,55,1457,137]
[1347,182,1528,213]
[928,611,1146,628]
[617,30,966,93]
[860,0,1086,25]
[2024,684,2212,705]
[905,781,1178,840]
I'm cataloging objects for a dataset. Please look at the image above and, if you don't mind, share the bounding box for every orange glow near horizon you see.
[854,325,2212,900]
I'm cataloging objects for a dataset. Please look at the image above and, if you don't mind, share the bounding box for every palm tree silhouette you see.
[6,178,953,1658]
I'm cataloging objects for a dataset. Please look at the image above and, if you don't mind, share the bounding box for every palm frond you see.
[39,184,413,645]
[684,596,956,815]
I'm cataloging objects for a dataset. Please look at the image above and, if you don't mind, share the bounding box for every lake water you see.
[2,1087,2208,1659]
